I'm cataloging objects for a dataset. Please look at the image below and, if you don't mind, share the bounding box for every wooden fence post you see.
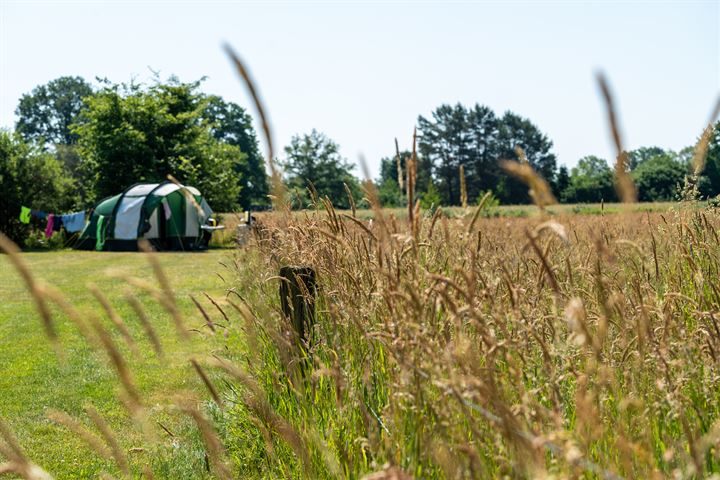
[279,266,317,346]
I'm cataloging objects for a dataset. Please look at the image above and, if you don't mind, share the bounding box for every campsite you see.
[2,2,720,479]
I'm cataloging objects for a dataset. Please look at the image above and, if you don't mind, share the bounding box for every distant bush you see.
[477,190,500,208]
[419,180,442,211]
[24,230,67,250]
[0,132,74,245]
[708,194,720,210]
[632,154,687,202]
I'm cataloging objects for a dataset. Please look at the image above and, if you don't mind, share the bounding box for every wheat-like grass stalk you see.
[85,313,141,411]
[88,283,137,353]
[0,233,56,344]
[123,292,163,358]
[190,294,216,333]
[0,420,52,480]
[165,175,204,217]
[202,292,229,324]
[109,272,188,340]
[501,153,556,209]
[596,72,637,203]
[691,95,720,176]
[407,128,418,226]
[178,401,232,480]
[137,239,177,308]
[84,405,130,476]
[47,410,113,462]
[223,43,287,213]
[395,137,404,191]
[190,358,223,408]
[40,284,93,341]
[459,164,468,209]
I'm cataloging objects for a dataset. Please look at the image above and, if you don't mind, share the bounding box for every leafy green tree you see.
[495,111,557,204]
[627,146,666,170]
[379,151,407,186]
[418,104,471,205]
[0,132,73,244]
[632,153,687,201]
[377,149,432,208]
[15,76,93,146]
[553,165,571,201]
[420,179,442,209]
[702,121,720,197]
[563,156,617,203]
[377,178,404,207]
[466,105,501,199]
[675,145,695,167]
[418,103,556,205]
[75,80,244,211]
[202,96,268,209]
[280,130,361,209]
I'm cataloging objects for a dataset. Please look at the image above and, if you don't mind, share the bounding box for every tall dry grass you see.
[218,199,720,479]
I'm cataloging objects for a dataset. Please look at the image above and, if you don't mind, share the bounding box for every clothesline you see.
[18,205,89,237]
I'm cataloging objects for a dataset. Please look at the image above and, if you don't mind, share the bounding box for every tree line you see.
[3,75,720,243]
[282,103,720,209]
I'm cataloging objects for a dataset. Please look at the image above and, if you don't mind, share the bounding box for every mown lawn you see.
[0,248,239,478]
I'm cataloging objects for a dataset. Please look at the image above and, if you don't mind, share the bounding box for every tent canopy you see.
[75,181,213,251]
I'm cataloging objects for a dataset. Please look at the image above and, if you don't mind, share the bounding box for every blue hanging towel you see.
[31,210,47,220]
[61,211,86,233]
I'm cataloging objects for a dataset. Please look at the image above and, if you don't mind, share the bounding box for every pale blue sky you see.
[1,0,718,177]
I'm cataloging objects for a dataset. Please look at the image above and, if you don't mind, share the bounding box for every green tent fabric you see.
[95,215,106,251]
[75,181,214,251]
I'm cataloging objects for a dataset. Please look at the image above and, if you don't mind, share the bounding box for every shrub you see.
[420,179,441,210]
[708,194,720,210]
[0,132,74,245]
[24,230,66,250]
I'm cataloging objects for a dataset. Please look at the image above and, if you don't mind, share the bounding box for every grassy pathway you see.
[0,249,235,478]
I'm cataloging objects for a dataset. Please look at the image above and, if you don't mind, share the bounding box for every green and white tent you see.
[75,181,214,251]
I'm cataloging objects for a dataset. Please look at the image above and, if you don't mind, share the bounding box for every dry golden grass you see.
[220,201,720,479]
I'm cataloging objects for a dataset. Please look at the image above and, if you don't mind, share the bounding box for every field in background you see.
[225,201,681,223]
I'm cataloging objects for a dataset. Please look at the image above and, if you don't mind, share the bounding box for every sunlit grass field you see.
[0,250,236,478]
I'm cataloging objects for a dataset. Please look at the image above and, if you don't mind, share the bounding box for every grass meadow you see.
[2,200,720,479]
[0,249,240,478]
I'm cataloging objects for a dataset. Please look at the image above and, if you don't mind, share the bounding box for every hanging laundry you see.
[45,214,55,239]
[31,210,47,220]
[161,198,172,219]
[61,211,86,233]
[19,207,31,224]
[53,216,63,232]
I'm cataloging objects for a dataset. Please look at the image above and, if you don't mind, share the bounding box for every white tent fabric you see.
[153,183,180,196]
[125,184,160,196]
[186,202,200,237]
[114,196,146,239]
